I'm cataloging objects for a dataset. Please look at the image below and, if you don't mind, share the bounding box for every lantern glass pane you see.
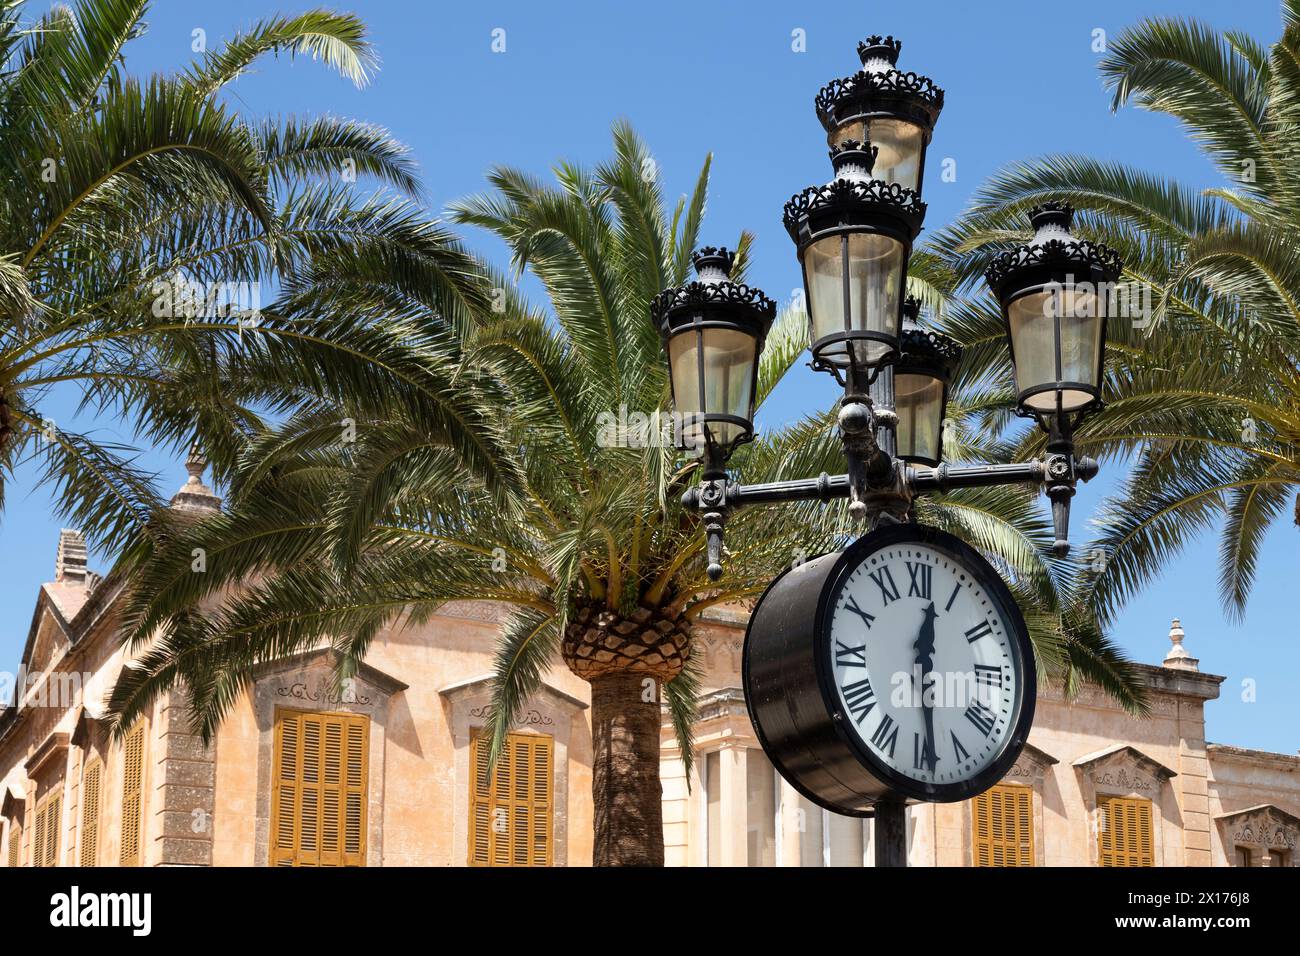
[1008,287,1104,412]
[667,324,756,448]
[831,118,926,192]
[804,232,904,367]
[895,372,945,463]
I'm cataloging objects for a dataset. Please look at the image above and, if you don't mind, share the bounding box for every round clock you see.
[743,522,1035,814]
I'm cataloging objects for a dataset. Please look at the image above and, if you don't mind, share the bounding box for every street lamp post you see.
[656,36,1124,867]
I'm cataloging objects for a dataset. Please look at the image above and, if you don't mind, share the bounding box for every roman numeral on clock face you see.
[945,583,961,612]
[964,700,997,737]
[870,713,899,758]
[842,678,876,724]
[913,733,937,772]
[951,731,971,763]
[906,561,932,599]
[843,595,875,629]
[974,664,1002,688]
[835,640,866,668]
[965,620,994,643]
[869,566,900,605]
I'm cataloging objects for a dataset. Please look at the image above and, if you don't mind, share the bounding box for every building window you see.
[80,759,102,867]
[6,823,18,867]
[468,730,552,866]
[1097,795,1154,867]
[824,809,867,866]
[120,721,145,866]
[973,784,1034,866]
[703,750,722,866]
[270,709,369,866]
[33,788,62,868]
[1236,846,1253,867]
[746,749,777,866]
[1270,849,1290,867]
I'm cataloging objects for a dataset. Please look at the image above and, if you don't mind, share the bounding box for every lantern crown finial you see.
[902,295,921,322]
[692,246,735,282]
[1028,200,1075,233]
[829,139,879,178]
[857,35,902,69]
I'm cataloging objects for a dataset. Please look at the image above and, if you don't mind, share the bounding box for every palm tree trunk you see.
[590,672,663,866]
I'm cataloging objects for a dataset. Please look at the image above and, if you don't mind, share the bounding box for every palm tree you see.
[0,0,492,558]
[925,4,1300,624]
[105,121,1145,866]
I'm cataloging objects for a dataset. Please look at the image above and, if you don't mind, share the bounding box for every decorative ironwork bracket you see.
[682,445,1100,577]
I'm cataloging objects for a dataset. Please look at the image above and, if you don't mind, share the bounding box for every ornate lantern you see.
[784,140,926,378]
[984,201,1122,423]
[895,302,963,466]
[651,247,776,472]
[815,35,944,195]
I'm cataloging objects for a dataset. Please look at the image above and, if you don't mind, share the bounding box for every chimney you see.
[1162,617,1200,672]
[55,528,88,584]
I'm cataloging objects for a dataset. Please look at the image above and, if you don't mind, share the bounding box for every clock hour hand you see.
[913,601,940,773]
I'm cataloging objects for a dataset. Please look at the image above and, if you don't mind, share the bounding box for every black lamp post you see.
[894,300,963,467]
[658,38,1122,863]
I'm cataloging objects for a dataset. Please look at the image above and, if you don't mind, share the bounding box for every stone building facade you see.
[1,462,1297,867]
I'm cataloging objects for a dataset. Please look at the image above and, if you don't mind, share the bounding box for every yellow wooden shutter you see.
[468,731,553,867]
[6,824,18,867]
[1097,795,1154,866]
[44,794,61,867]
[31,791,62,868]
[80,759,101,867]
[270,710,368,866]
[33,800,46,868]
[972,784,1034,866]
[120,721,145,866]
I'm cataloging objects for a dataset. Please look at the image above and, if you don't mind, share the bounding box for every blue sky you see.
[2,1,1294,752]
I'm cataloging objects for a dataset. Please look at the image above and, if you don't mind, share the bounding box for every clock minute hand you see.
[913,601,940,774]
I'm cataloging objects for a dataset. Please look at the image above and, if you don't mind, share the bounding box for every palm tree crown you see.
[927,3,1300,624]
[0,0,489,557]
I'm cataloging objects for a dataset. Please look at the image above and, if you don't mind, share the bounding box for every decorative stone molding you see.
[1075,744,1176,796]
[438,674,587,866]
[1005,741,1059,783]
[691,687,748,726]
[1217,805,1300,864]
[692,632,742,672]
[432,601,510,624]
[249,649,407,867]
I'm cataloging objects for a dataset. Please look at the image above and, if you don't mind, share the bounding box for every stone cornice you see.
[251,648,409,696]
[1207,743,1300,772]
[438,673,587,712]
[24,731,69,777]
[691,687,749,724]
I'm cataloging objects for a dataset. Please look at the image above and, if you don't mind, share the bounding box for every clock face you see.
[825,538,1026,791]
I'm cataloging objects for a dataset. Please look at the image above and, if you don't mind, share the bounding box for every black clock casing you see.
[743,522,1036,815]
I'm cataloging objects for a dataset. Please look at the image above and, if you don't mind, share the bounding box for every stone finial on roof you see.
[169,443,221,513]
[1162,617,1199,671]
[55,528,87,583]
